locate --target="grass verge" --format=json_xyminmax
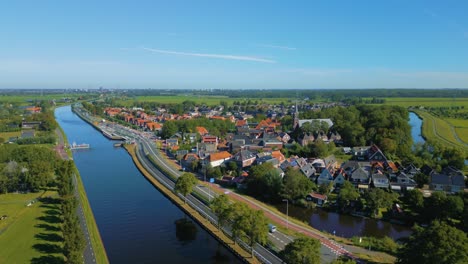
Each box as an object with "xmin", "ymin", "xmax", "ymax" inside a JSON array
[{"xmin": 73, "ymin": 167, "xmax": 109, "ymax": 264}]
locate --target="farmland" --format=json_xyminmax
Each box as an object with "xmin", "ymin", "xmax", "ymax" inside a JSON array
[
  {"xmin": 415, "ymin": 110, "xmax": 468, "ymax": 151},
  {"xmin": 116, "ymin": 95, "xmax": 293, "ymax": 106},
  {"xmin": 381, "ymin": 97, "xmax": 468, "ymax": 109}
]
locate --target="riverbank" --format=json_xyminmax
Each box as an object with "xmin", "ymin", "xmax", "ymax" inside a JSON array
[
  {"xmin": 55, "ymin": 116, "xmax": 109, "ymax": 264},
  {"xmin": 123, "ymin": 144, "xmax": 258, "ymax": 264},
  {"xmin": 412, "ymin": 110, "xmax": 468, "ymax": 151}
]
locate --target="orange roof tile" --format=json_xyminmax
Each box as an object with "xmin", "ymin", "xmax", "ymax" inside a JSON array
[
  {"xmin": 271, "ymin": 150, "xmax": 286, "ymax": 163},
  {"xmin": 196, "ymin": 126, "xmax": 209, "ymax": 135},
  {"xmin": 209, "ymin": 151, "xmax": 232, "ymax": 162}
]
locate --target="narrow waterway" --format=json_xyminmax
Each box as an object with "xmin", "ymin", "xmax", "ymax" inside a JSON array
[
  {"xmin": 408, "ymin": 112, "xmax": 425, "ymax": 144},
  {"xmin": 277, "ymin": 112, "xmax": 425, "ymax": 240},
  {"xmin": 55, "ymin": 106, "xmax": 240, "ymax": 264},
  {"xmin": 275, "ymin": 204, "xmax": 412, "ymax": 240}
]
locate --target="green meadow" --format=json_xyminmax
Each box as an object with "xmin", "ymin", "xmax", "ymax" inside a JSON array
[
  {"xmin": 0, "ymin": 191, "xmax": 65, "ymax": 264},
  {"xmin": 117, "ymin": 95, "xmax": 292, "ymax": 106}
]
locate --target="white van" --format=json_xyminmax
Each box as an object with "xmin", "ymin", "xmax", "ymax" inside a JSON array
[{"xmin": 268, "ymin": 224, "xmax": 277, "ymax": 233}]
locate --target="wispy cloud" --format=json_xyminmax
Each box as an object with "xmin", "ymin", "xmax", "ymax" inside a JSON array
[
  {"xmin": 285, "ymin": 68, "xmax": 353, "ymax": 76},
  {"xmin": 256, "ymin": 44, "xmax": 297, "ymax": 50},
  {"xmin": 141, "ymin": 47, "xmax": 276, "ymax": 63},
  {"xmin": 424, "ymin": 8, "xmax": 467, "ymax": 38}
]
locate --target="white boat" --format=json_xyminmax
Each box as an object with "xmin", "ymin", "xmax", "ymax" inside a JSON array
[{"xmin": 70, "ymin": 142, "xmax": 90, "ymax": 150}]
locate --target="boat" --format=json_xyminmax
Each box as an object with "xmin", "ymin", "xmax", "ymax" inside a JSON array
[
  {"xmin": 70, "ymin": 142, "xmax": 90, "ymax": 150},
  {"xmin": 113, "ymin": 142, "xmax": 124, "ymax": 147},
  {"xmin": 102, "ymin": 130, "xmax": 124, "ymax": 140}
]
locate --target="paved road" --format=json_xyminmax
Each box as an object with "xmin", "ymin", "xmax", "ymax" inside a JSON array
[
  {"xmin": 55, "ymin": 128, "xmax": 97, "ymax": 264},
  {"xmin": 135, "ymin": 142, "xmax": 283, "ymax": 264},
  {"xmin": 136, "ymin": 136, "xmax": 349, "ymax": 261}
]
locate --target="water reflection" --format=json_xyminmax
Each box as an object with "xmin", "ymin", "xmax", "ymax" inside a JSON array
[
  {"xmin": 276, "ymin": 203, "xmax": 412, "ymax": 239},
  {"xmin": 175, "ymin": 217, "xmax": 198, "ymax": 244}
]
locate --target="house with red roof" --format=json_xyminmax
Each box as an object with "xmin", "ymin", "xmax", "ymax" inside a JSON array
[{"xmin": 209, "ymin": 151, "xmax": 232, "ymax": 167}]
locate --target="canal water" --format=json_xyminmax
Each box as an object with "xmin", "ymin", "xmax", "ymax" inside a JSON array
[
  {"xmin": 55, "ymin": 106, "xmax": 240, "ymax": 264},
  {"xmin": 408, "ymin": 112, "xmax": 425, "ymax": 144},
  {"xmin": 275, "ymin": 204, "xmax": 412, "ymax": 240},
  {"xmin": 278, "ymin": 112, "xmax": 425, "ymax": 240}
]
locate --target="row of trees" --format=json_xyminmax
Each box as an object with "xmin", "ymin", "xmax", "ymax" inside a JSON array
[
  {"xmin": 210, "ymin": 195, "xmax": 268, "ymax": 256},
  {"xmin": 123, "ymin": 88, "xmax": 468, "ymax": 100},
  {"xmin": 57, "ymin": 160, "xmax": 85, "ymax": 264},
  {"xmin": 174, "ymin": 174, "xmax": 269, "ymax": 257}
]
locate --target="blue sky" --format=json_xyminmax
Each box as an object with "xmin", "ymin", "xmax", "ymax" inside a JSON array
[{"xmin": 1, "ymin": 0, "xmax": 467, "ymax": 89}]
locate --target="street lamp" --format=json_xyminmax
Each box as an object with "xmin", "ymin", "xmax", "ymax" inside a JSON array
[{"xmin": 282, "ymin": 199, "xmax": 289, "ymax": 229}]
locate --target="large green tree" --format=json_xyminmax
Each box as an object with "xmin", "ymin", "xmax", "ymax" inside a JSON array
[
  {"xmin": 281, "ymin": 168, "xmax": 314, "ymax": 201},
  {"xmin": 210, "ymin": 194, "xmax": 233, "ymax": 230},
  {"xmin": 338, "ymin": 181, "xmax": 360, "ymax": 211},
  {"xmin": 404, "ymin": 189, "xmax": 424, "ymax": 214},
  {"xmin": 364, "ymin": 188, "xmax": 398, "ymax": 217},
  {"xmin": 236, "ymin": 207, "xmax": 268, "ymax": 256},
  {"xmin": 175, "ymin": 173, "xmax": 198, "ymax": 204},
  {"xmin": 246, "ymin": 163, "xmax": 284, "ymax": 202},
  {"xmin": 280, "ymin": 237, "xmax": 321, "ymax": 264},
  {"xmin": 397, "ymin": 221, "xmax": 468, "ymax": 264},
  {"xmin": 161, "ymin": 120, "xmax": 178, "ymax": 139}
]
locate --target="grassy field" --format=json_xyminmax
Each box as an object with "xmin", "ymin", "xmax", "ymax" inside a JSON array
[
  {"xmin": 415, "ymin": 110, "xmax": 468, "ymax": 151},
  {"xmin": 446, "ymin": 118, "xmax": 468, "ymax": 144},
  {"xmin": 0, "ymin": 131, "xmax": 20, "ymax": 141},
  {"xmin": 117, "ymin": 95, "xmax": 292, "ymax": 106},
  {"xmin": 382, "ymin": 97, "xmax": 468, "ymax": 109},
  {"xmin": 0, "ymin": 190, "xmax": 65, "ymax": 264},
  {"xmin": 0, "ymin": 94, "xmax": 85, "ymax": 103}
]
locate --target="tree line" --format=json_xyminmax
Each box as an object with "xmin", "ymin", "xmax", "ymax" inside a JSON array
[{"xmin": 56, "ymin": 160, "xmax": 86, "ymax": 264}]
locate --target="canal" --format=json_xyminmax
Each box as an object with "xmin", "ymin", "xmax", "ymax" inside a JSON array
[
  {"xmin": 409, "ymin": 112, "xmax": 425, "ymax": 144},
  {"xmin": 55, "ymin": 106, "xmax": 240, "ymax": 264},
  {"xmin": 274, "ymin": 112, "xmax": 426, "ymax": 240}
]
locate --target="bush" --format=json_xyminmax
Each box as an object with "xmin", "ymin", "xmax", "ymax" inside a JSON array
[{"xmin": 351, "ymin": 236, "xmax": 399, "ymax": 255}]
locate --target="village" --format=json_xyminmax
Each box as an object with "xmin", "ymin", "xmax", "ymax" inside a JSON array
[{"xmin": 97, "ymin": 102, "xmax": 465, "ymax": 220}]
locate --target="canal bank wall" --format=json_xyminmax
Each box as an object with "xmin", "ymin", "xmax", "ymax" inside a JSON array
[{"xmin": 123, "ymin": 144, "xmax": 258, "ymax": 264}]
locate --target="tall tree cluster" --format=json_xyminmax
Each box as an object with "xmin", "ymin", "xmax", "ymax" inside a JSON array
[
  {"xmin": 210, "ymin": 195, "xmax": 268, "ymax": 256},
  {"xmin": 0, "ymin": 145, "xmax": 59, "ymax": 193},
  {"xmin": 301, "ymin": 105, "xmax": 413, "ymax": 158},
  {"xmin": 57, "ymin": 160, "xmax": 85, "ymax": 264}
]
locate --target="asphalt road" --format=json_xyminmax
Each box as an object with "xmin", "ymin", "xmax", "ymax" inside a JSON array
[
  {"xmin": 135, "ymin": 141, "xmax": 283, "ymax": 264},
  {"xmin": 136, "ymin": 135, "xmax": 350, "ymax": 263}
]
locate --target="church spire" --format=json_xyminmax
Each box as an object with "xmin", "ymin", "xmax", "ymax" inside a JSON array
[{"xmin": 293, "ymin": 99, "xmax": 299, "ymax": 129}]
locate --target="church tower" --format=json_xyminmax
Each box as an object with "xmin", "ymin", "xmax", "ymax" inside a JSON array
[{"xmin": 293, "ymin": 101, "xmax": 299, "ymax": 129}]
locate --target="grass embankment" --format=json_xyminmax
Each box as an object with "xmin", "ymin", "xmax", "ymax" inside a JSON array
[
  {"xmin": 0, "ymin": 191, "xmax": 64, "ymax": 263},
  {"xmin": 73, "ymin": 168, "xmax": 109, "ymax": 264},
  {"xmin": 414, "ymin": 110, "xmax": 467, "ymax": 150},
  {"xmin": 124, "ymin": 144, "xmax": 258, "ymax": 264},
  {"xmin": 446, "ymin": 118, "xmax": 468, "ymax": 144}
]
